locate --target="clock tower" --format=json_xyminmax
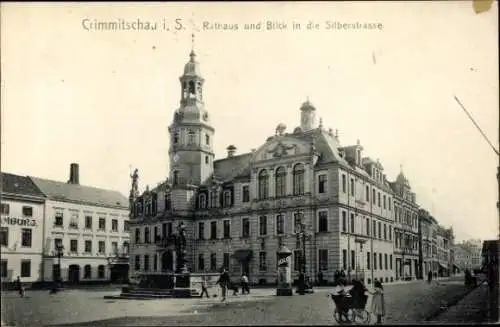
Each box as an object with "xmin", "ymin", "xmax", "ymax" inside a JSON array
[
  {"xmin": 168, "ymin": 40, "xmax": 215, "ymax": 187},
  {"xmin": 300, "ymin": 98, "xmax": 316, "ymax": 132}
]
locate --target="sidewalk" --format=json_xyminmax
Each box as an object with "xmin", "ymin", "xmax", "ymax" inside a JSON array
[{"xmin": 429, "ymin": 282, "xmax": 489, "ymax": 324}]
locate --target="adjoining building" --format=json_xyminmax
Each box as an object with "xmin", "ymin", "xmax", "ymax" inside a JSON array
[
  {"xmin": 1, "ymin": 173, "xmax": 46, "ymax": 286},
  {"xmin": 127, "ymin": 45, "xmax": 463, "ymax": 286},
  {"xmin": 30, "ymin": 163, "xmax": 130, "ymax": 285},
  {"xmin": 454, "ymin": 239, "xmax": 483, "ymax": 272}
]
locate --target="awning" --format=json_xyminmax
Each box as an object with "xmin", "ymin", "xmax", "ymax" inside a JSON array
[
  {"xmin": 438, "ymin": 263, "xmax": 448, "ymax": 270},
  {"xmin": 232, "ymin": 249, "xmax": 253, "ymax": 261}
]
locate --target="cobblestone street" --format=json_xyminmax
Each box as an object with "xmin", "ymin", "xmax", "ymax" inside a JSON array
[{"xmin": 1, "ymin": 276, "xmax": 486, "ymax": 326}]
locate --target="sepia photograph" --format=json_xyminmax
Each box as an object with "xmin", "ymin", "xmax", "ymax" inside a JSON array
[{"xmin": 0, "ymin": 1, "xmax": 498, "ymax": 326}]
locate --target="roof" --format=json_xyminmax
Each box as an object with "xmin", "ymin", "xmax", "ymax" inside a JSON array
[
  {"xmin": 30, "ymin": 176, "xmax": 128, "ymax": 209},
  {"xmin": 1, "ymin": 172, "xmax": 45, "ymax": 198},
  {"xmin": 213, "ymin": 153, "xmax": 253, "ymax": 182}
]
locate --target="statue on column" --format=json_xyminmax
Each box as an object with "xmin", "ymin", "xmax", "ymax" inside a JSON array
[
  {"xmin": 129, "ymin": 168, "xmax": 139, "ymax": 218},
  {"xmin": 175, "ymin": 222, "xmax": 188, "ymax": 274}
]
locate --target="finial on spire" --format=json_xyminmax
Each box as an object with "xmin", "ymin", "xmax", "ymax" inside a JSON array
[
  {"xmin": 356, "ymin": 139, "xmax": 360, "ymax": 146},
  {"xmin": 189, "ymin": 33, "xmax": 196, "ymax": 61}
]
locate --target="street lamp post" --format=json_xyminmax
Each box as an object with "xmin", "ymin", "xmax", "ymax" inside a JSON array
[
  {"xmin": 295, "ymin": 212, "xmax": 308, "ymax": 295},
  {"xmin": 55, "ymin": 244, "xmax": 64, "ymax": 282}
]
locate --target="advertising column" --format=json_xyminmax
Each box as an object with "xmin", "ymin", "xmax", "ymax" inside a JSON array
[{"xmin": 276, "ymin": 245, "xmax": 292, "ymax": 296}]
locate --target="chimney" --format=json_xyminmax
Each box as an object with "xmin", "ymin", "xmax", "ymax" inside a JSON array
[
  {"xmin": 68, "ymin": 163, "xmax": 79, "ymax": 184},
  {"xmin": 226, "ymin": 145, "xmax": 236, "ymax": 158}
]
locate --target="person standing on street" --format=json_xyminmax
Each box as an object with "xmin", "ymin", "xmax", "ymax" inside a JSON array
[
  {"xmin": 369, "ymin": 280, "xmax": 386, "ymax": 325},
  {"xmin": 200, "ymin": 275, "xmax": 210, "ymax": 298},
  {"xmin": 16, "ymin": 276, "xmax": 25, "ymax": 298},
  {"xmin": 240, "ymin": 274, "xmax": 250, "ymax": 294},
  {"xmin": 427, "ymin": 270, "xmax": 433, "ymax": 284},
  {"xmin": 216, "ymin": 268, "xmax": 230, "ymax": 302}
]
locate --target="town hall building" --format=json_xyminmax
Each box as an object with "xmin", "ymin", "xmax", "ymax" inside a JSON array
[{"xmin": 128, "ymin": 45, "xmax": 426, "ymax": 285}]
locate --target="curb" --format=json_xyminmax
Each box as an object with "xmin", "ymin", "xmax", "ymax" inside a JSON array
[{"xmin": 424, "ymin": 280, "xmax": 486, "ymax": 321}]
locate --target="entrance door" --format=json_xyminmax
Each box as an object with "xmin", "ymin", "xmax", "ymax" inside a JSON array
[
  {"xmin": 68, "ymin": 265, "xmax": 80, "ymax": 284},
  {"xmin": 241, "ymin": 261, "xmax": 249, "ymax": 277},
  {"xmin": 162, "ymin": 251, "xmax": 174, "ymax": 272},
  {"xmin": 52, "ymin": 264, "xmax": 61, "ymax": 281}
]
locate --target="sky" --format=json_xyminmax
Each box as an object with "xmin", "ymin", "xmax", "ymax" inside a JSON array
[{"xmin": 1, "ymin": 2, "xmax": 498, "ymax": 243}]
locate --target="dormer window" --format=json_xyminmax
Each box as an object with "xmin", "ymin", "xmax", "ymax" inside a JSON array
[{"xmin": 199, "ymin": 194, "xmax": 207, "ymax": 209}]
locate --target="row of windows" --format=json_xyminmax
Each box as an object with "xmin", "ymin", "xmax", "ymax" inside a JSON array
[
  {"xmin": 172, "ymin": 130, "xmax": 210, "ymax": 146},
  {"xmin": 258, "ymin": 164, "xmax": 305, "ymax": 199},
  {"xmin": 198, "ymin": 186, "xmax": 250, "ymax": 209},
  {"xmin": 340, "ymin": 174, "xmax": 393, "ymax": 211},
  {"xmin": 54, "ymin": 210, "xmax": 129, "ymax": 232},
  {"xmin": 134, "ymin": 223, "xmax": 173, "ymax": 244},
  {"xmin": 133, "ymin": 254, "xmax": 167, "ymax": 272},
  {"xmin": 394, "ymin": 205, "xmax": 418, "ymax": 229},
  {"xmin": 1, "ymin": 204, "xmax": 33, "ymax": 216},
  {"xmin": 54, "ymin": 238, "xmax": 129, "ymax": 255},
  {"xmin": 82, "ymin": 264, "xmax": 106, "ymax": 279},
  {"xmin": 0, "ymin": 259, "xmax": 31, "ymax": 278},
  {"xmin": 341, "ymin": 249, "xmax": 394, "ymax": 271},
  {"xmin": 394, "ymin": 231, "xmax": 420, "ymax": 251},
  {"xmin": 340, "ymin": 211, "xmax": 393, "ymax": 241},
  {"xmin": 0, "ymin": 227, "xmax": 32, "ymax": 248}
]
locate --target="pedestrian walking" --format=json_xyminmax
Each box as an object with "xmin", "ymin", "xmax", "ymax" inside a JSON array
[
  {"xmin": 15, "ymin": 276, "xmax": 25, "ymax": 298},
  {"xmin": 216, "ymin": 268, "xmax": 230, "ymax": 302},
  {"xmin": 200, "ymin": 275, "xmax": 210, "ymax": 298},
  {"xmin": 369, "ymin": 280, "xmax": 385, "ymax": 325},
  {"xmin": 427, "ymin": 270, "xmax": 433, "ymax": 284},
  {"xmin": 240, "ymin": 274, "xmax": 250, "ymax": 294}
]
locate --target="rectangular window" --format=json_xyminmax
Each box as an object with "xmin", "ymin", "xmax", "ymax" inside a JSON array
[
  {"xmin": 341, "ymin": 174, "xmax": 346, "ymax": 193},
  {"xmin": 210, "ymin": 253, "xmax": 217, "ymax": 271},
  {"xmin": 390, "ymin": 254, "xmax": 393, "ymax": 270},
  {"xmin": 21, "ymin": 229, "xmax": 32, "ymax": 247},
  {"xmin": 367, "ymin": 251, "xmax": 371, "ymax": 269},
  {"xmin": 378, "ymin": 222, "xmax": 382, "ymax": 239},
  {"xmin": 112, "ymin": 219, "xmax": 118, "ymax": 232},
  {"xmin": 98, "ymin": 241, "xmax": 105, "ymax": 254},
  {"xmin": 372, "ymin": 189, "xmax": 376, "ymax": 204},
  {"xmin": 350, "ymin": 178, "xmax": 355, "ymax": 196},
  {"xmin": 0, "ymin": 203, "xmax": 9, "ymax": 214},
  {"xmin": 388, "ymin": 198, "xmax": 392, "ymax": 211},
  {"xmin": 377, "ymin": 192, "xmax": 381, "ymax": 207},
  {"xmin": 55, "ymin": 210, "xmax": 63, "ymax": 226},
  {"xmin": 365, "ymin": 185, "xmax": 369, "ymax": 201},
  {"xmin": 384, "ymin": 253, "xmax": 388, "ymax": 269},
  {"xmin": 54, "ymin": 238, "xmax": 62, "ymax": 251},
  {"xmin": 154, "ymin": 255, "xmax": 158, "ymax": 271},
  {"xmin": 112, "ymin": 241, "xmax": 118, "ymax": 255},
  {"xmin": 379, "ymin": 253, "xmax": 383, "ymax": 270},
  {"xmin": 342, "ymin": 249, "xmax": 347, "ymax": 270},
  {"xmin": 210, "ymin": 221, "xmax": 217, "ymax": 239},
  {"xmin": 85, "ymin": 216, "xmax": 92, "ymax": 229},
  {"xmin": 383, "ymin": 224, "xmax": 387, "ymax": 240},
  {"xmin": 198, "ymin": 222, "xmax": 205, "ymax": 239},
  {"xmin": 69, "ymin": 211, "xmax": 78, "ymax": 229},
  {"xmin": 22, "ymin": 206, "xmax": 33, "ymax": 217},
  {"xmin": 205, "ymin": 134, "xmax": 210, "ymax": 145},
  {"xmin": 164, "ymin": 193, "xmax": 172, "ymax": 210},
  {"xmin": 20, "ymin": 260, "xmax": 31, "ymax": 277},
  {"xmin": 351, "ymin": 250, "xmax": 355, "ymax": 270},
  {"xmin": 342, "ymin": 211, "xmax": 347, "ymax": 232},
  {"xmin": 85, "ymin": 240, "xmax": 92, "ymax": 253},
  {"xmin": 124, "ymin": 221, "xmax": 130, "ymax": 232},
  {"xmin": 276, "ymin": 214, "xmax": 284, "ymax": 235},
  {"xmin": 70, "ymin": 239, "xmax": 78, "ymax": 253},
  {"xmin": 318, "ymin": 249, "xmax": 328, "ymax": 271},
  {"xmin": 144, "ymin": 255, "xmax": 149, "ymax": 271},
  {"xmin": 373, "ymin": 252, "xmax": 377, "ymax": 270},
  {"xmin": 154, "ymin": 226, "xmax": 160, "ymax": 242},
  {"xmin": 259, "ymin": 216, "xmax": 267, "ymax": 236},
  {"xmin": 0, "ymin": 260, "xmax": 7, "ymax": 278},
  {"xmin": 242, "ymin": 218, "xmax": 250, "ymax": 237},
  {"xmin": 198, "ymin": 253, "xmax": 205, "ymax": 271},
  {"xmin": 98, "ymin": 218, "xmax": 106, "ymax": 231},
  {"xmin": 223, "ymin": 220, "xmax": 231, "ymax": 238},
  {"xmin": 259, "ymin": 252, "xmax": 267, "ymax": 271},
  {"xmin": 242, "ymin": 185, "xmax": 250, "ymax": 202},
  {"xmin": 223, "ymin": 253, "xmax": 230, "ymax": 270},
  {"xmin": 383, "ymin": 195, "xmax": 387, "ymax": 209},
  {"xmin": 223, "ymin": 191, "xmax": 232, "ymax": 207},
  {"xmin": 318, "ymin": 175, "xmax": 327, "ymax": 194},
  {"xmin": 0, "ymin": 227, "xmax": 8, "ymax": 246},
  {"xmin": 389, "ymin": 226, "xmax": 392, "ymax": 241},
  {"xmin": 318, "ymin": 211, "xmax": 328, "ymax": 232},
  {"xmin": 350, "ymin": 213, "xmax": 355, "ymax": 233},
  {"xmin": 293, "ymin": 250, "xmax": 301, "ymax": 271},
  {"xmin": 134, "ymin": 255, "xmax": 140, "ymax": 270},
  {"xmin": 135, "ymin": 228, "xmax": 140, "ymax": 243},
  {"xmin": 366, "ymin": 219, "xmax": 370, "ymax": 236}
]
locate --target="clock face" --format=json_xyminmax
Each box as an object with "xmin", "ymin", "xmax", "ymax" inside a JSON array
[{"xmin": 173, "ymin": 153, "xmax": 180, "ymax": 162}]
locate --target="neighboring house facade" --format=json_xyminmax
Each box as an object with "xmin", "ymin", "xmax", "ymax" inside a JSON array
[
  {"xmin": 30, "ymin": 163, "xmax": 130, "ymax": 284},
  {"xmin": 454, "ymin": 239, "xmax": 482, "ymax": 271},
  {"xmin": 418, "ymin": 208, "xmax": 439, "ymax": 277},
  {"xmin": 0, "ymin": 173, "xmax": 46, "ymax": 285}
]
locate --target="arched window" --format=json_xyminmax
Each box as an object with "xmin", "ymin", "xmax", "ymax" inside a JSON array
[
  {"xmin": 84, "ymin": 265, "xmax": 91, "ymax": 279},
  {"xmin": 97, "ymin": 265, "xmax": 105, "ymax": 279},
  {"xmin": 275, "ymin": 166, "xmax": 287, "ymax": 197},
  {"xmin": 276, "ymin": 214, "xmax": 285, "ymax": 235},
  {"xmin": 293, "ymin": 163, "xmax": 305, "ymax": 195},
  {"xmin": 199, "ymin": 194, "xmax": 207, "ymax": 209},
  {"xmin": 188, "ymin": 130, "xmax": 196, "ymax": 144},
  {"xmin": 258, "ymin": 170, "xmax": 269, "ymax": 200},
  {"xmin": 223, "ymin": 190, "xmax": 232, "ymax": 207},
  {"xmin": 188, "ymin": 81, "xmax": 195, "ymax": 97},
  {"xmin": 144, "ymin": 227, "xmax": 150, "ymax": 244}
]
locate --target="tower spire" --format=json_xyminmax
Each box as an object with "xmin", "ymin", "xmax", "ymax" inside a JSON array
[{"xmin": 190, "ymin": 33, "xmax": 196, "ymax": 61}]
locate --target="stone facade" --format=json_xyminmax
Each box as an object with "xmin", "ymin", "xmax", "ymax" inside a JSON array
[{"xmin": 128, "ymin": 46, "xmax": 454, "ymax": 285}]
